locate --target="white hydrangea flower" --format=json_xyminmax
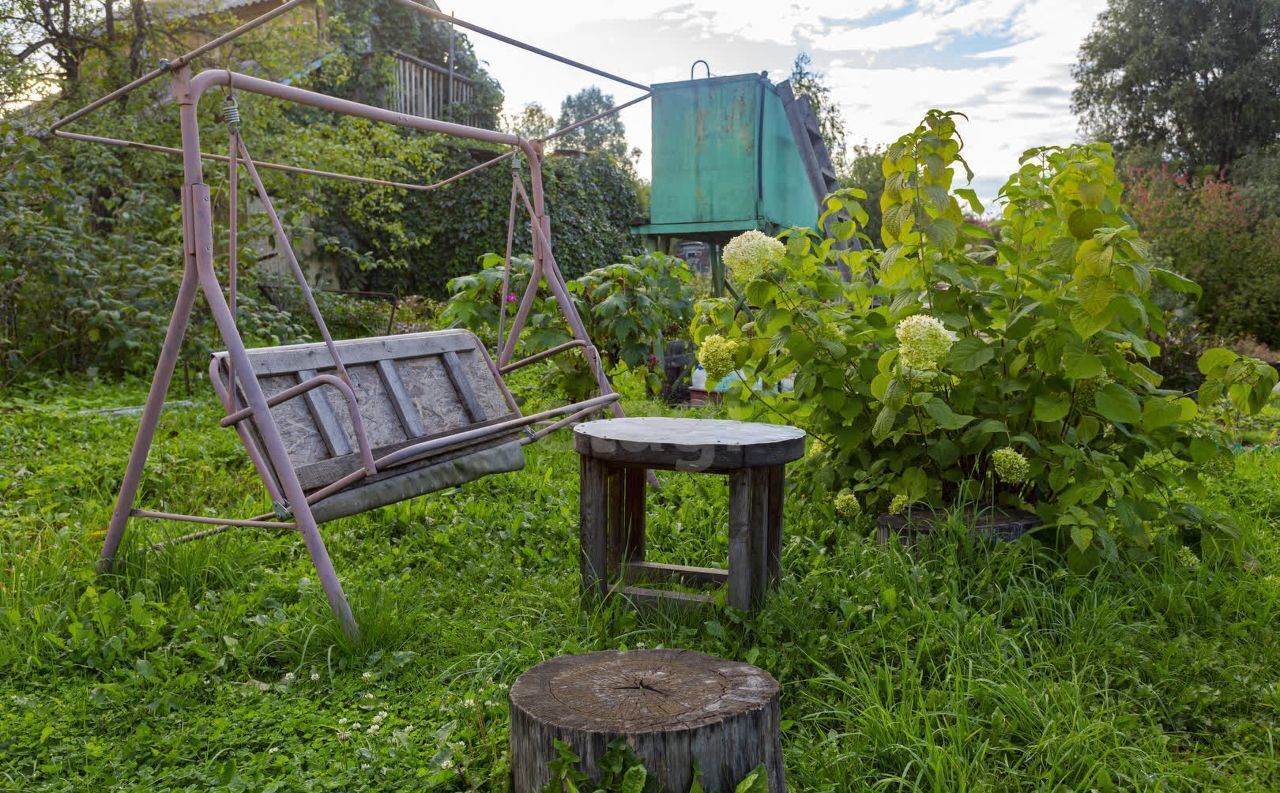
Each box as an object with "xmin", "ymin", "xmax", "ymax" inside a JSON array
[
  {"xmin": 697, "ymin": 335, "xmax": 738, "ymax": 383},
  {"xmin": 895, "ymin": 314, "xmax": 955, "ymax": 373},
  {"xmin": 723, "ymin": 229, "xmax": 784, "ymax": 281},
  {"xmin": 991, "ymin": 448, "xmax": 1030, "ymax": 484}
]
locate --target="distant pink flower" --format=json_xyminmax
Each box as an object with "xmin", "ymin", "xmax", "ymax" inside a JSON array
[{"xmin": 505, "ymin": 292, "xmax": 518, "ymax": 304}]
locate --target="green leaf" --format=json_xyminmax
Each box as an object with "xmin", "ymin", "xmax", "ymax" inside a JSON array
[
  {"xmin": 923, "ymin": 398, "xmax": 975, "ymax": 430},
  {"xmin": 872, "ymin": 406, "xmax": 898, "ymax": 442},
  {"xmin": 948, "ymin": 336, "xmax": 994, "ymax": 372},
  {"xmin": 1071, "ymin": 525, "xmax": 1094, "ymax": 551},
  {"xmin": 786, "ymin": 333, "xmax": 816, "ymax": 364},
  {"xmin": 1070, "ymin": 303, "xmax": 1114, "ymax": 338},
  {"xmin": 955, "ymin": 188, "xmax": 984, "ymax": 214},
  {"xmin": 1140, "ymin": 398, "xmax": 1183, "ymax": 431},
  {"xmin": 745, "ymin": 279, "xmax": 778, "ymax": 307},
  {"xmin": 1094, "ymin": 383, "xmax": 1141, "ymax": 425},
  {"xmin": 1077, "ymin": 276, "xmax": 1115, "ymax": 316},
  {"xmin": 1034, "ymin": 393, "xmax": 1070, "ymax": 422},
  {"xmin": 620, "ymin": 765, "xmax": 647, "ymax": 793},
  {"xmin": 1068, "ymin": 208, "xmax": 1105, "ymax": 240},
  {"xmin": 1197, "ymin": 347, "xmax": 1237, "ymax": 376},
  {"xmin": 1062, "ymin": 348, "xmax": 1104, "ymax": 379},
  {"xmin": 1152, "ymin": 267, "xmax": 1201, "ymax": 297},
  {"xmin": 734, "ymin": 766, "xmax": 769, "ymax": 793}
]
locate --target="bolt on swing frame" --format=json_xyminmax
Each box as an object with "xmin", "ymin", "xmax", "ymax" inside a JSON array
[{"xmin": 52, "ymin": 0, "xmax": 655, "ymax": 638}]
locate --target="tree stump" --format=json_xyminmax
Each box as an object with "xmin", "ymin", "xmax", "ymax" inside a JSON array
[{"xmin": 510, "ymin": 649, "xmax": 786, "ymax": 793}]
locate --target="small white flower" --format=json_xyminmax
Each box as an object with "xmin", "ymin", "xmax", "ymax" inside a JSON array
[
  {"xmin": 336, "ymin": 730, "xmax": 351, "ymax": 742},
  {"xmin": 498, "ymin": 683, "xmax": 509, "ymax": 691},
  {"xmin": 361, "ymin": 763, "xmax": 371, "ymax": 771},
  {"xmin": 723, "ymin": 229, "xmax": 784, "ymax": 281},
  {"xmin": 463, "ymin": 698, "xmax": 476, "ymax": 708},
  {"xmin": 310, "ymin": 671, "xmax": 320, "ymax": 682},
  {"xmin": 361, "ymin": 671, "xmax": 373, "ymax": 681},
  {"xmin": 281, "ymin": 672, "xmax": 296, "ymax": 685},
  {"xmin": 366, "ymin": 723, "xmax": 381, "ymax": 736},
  {"xmin": 338, "ymin": 717, "xmax": 348, "ymax": 725},
  {"xmin": 441, "ymin": 759, "xmax": 454, "ymax": 770},
  {"xmin": 268, "ymin": 746, "xmax": 279, "ymax": 754}
]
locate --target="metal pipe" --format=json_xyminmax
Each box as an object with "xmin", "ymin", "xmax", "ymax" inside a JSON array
[
  {"xmin": 389, "ymin": 0, "xmax": 649, "ymax": 91},
  {"xmin": 219, "ymin": 372, "xmax": 378, "ymax": 476},
  {"xmin": 497, "ymin": 172, "xmax": 519, "ymax": 352},
  {"xmin": 177, "ymin": 67, "xmax": 358, "ymax": 638},
  {"xmin": 424, "ymin": 149, "xmax": 516, "ymax": 191},
  {"xmin": 208, "ymin": 355, "xmax": 285, "ymax": 502},
  {"xmin": 237, "ymin": 137, "xmax": 357, "ymax": 393},
  {"xmin": 52, "ymin": 131, "xmax": 440, "ymax": 191},
  {"xmin": 132, "ymin": 508, "xmax": 296, "ymax": 529},
  {"xmin": 374, "ymin": 393, "xmax": 619, "ymax": 470},
  {"xmin": 499, "ymin": 339, "xmax": 585, "ymax": 373},
  {"xmin": 189, "ymin": 70, "xmax": 530, "ymax": 154},
  {"xmin": 538, "ymin": 92, "xmax": 651, "ymax": 144},
  {"xmin": 521, "ymin": 400, "xmax": 611, "ymax": 444}
]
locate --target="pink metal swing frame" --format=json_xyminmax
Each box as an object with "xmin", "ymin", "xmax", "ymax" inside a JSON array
[{"xmin": 51, "ymin": 0, "xmax": 655, "ymax": 638}]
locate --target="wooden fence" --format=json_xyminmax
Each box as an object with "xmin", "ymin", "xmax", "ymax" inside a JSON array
[{"xmin": 388, "ymin": 49, "xmax": 477, "ymax": 124}]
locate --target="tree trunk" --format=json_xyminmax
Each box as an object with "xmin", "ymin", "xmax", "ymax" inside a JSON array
[{"xmin": 510, "ymin": 649, "xmax": 785, "ymax": 793}]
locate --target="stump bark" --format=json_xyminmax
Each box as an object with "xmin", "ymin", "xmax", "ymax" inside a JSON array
[{"xmin": 509, "ymin": 649, "xmax": 785, "ymax": 793}]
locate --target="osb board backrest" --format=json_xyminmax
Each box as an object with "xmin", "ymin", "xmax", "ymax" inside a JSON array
[{"xmin": 213, "ymin": 330, "xmax": 519, "ymax": 490}]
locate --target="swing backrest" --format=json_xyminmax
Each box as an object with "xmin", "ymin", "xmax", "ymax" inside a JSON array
[{"xmin": 211, "ymin": 329, "xmax": 525, "ymax": 522}]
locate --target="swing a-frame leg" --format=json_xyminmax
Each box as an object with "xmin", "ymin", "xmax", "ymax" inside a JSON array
[{"xmin": 98, "ymin": 67, "xmax": 359, "ymax": 638}]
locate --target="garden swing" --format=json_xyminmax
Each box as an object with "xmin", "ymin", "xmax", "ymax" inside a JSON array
[{"xmin": 51, "ymin": 0, "xmax": 656, "ymax": 637}]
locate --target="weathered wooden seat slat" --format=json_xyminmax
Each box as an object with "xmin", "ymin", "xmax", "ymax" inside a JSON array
[{"xmin": 211, "ymin": 329, "xmax": 525, "ymax": 522}]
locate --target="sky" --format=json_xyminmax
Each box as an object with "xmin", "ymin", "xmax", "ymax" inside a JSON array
[{"xmin": 456, "ymin": 0, "xmax": 1110, "ymax": 207}]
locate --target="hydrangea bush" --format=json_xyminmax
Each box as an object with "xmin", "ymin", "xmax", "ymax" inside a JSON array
[{"xmin": 693, "ymin": 110, "xmax": 1276, "ymax": 563}]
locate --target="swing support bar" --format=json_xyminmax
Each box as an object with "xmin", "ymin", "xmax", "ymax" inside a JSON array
[{"xmin": 57, "ymin": 1, "xmax": 654, "ymax": 640}]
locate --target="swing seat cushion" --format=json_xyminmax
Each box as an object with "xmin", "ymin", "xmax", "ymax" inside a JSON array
[{"xmin": 211, "ymin": 329, "xmax": 524, "ymax": 521}]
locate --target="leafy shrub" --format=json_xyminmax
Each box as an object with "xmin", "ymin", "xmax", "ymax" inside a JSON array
[
  {"xmin": 316, "ymin": 147, "xmax": 644, "ymax": 299},
  {"xmin": 1126, "ymin": 166, "xmax": 1280, "ymax": 345},
  {"xmin": 692, "ymin": 110, "xmax": 1276, "ymax": 563},
  {"xmin": 442, "ymin": 251, "xmax": 695, "ymax": 398}
]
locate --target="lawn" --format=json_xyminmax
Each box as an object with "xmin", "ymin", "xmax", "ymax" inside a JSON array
[{"xmin": 1, "ymin": 381, "xmax": 1278, "ymax": 791}]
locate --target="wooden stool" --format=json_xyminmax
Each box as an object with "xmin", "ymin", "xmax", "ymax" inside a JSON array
[
  {"xmin": 509, "ymin": 649, "xmax": 786, "ymax": 792},
  {"xmin": 573, "ymin": 418, "xmax": 805, "ymax": 611}
]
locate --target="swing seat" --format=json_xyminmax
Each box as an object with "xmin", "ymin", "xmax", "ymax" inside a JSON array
[{"xmin": 211, "ymin": 329, "xmax": 525, "ymax": 522}]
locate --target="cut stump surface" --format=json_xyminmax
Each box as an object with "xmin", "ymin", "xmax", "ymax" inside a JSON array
[{"xmin": 509, "ymin": 649, "xmax": 785, "ymax": 792}]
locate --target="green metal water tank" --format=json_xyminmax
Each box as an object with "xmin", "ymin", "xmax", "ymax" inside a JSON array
[{"xmin": 633, "ymin": 72, "xmax": 821, "ymax": 241}]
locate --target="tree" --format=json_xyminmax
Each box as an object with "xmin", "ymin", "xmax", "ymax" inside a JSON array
[
  {"xmin": 839, "ymin": 143, "xmax": 886, "ymax": 246},
  {"xmin": 789, "ymin": 52, "xmax": 847, "ymax": 174},
  {"xmin": 0, "ymin": 0, "xmax": 151, "ymax": 108},
  {"xmin": 1072, "ymin": 0, "xmax": 1280, "ymax": 170},
  {"xmin": 556, "ymin": 86, "xmax": 630, "ymax": 162},
  {"xmin": 506, "ymin": 101, "xmax": 555, "ymax": 139}
]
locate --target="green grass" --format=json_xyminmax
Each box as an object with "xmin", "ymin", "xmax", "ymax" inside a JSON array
[{"xmin": 1, "ymin": 380, "xmax": 1278, "ymax": 791}]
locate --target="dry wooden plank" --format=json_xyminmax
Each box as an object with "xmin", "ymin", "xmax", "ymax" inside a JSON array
[
  {"xmin": 579, "ymin": 456, "xmax": 608, "ymax": 598},
  {"xmin": 573, "ymin": 417, "xmax": 805, "ymax": 472},
  {"xmin": 375, "ymin": 358, "xmax": 427, "ymax": 438},
  {"xmin": 228, "ymin": 330, "xmax": 479, "ymax": 376},
  {"xmin": 441, "ymin": 350, "xmax": 487, "ymax": 422},
  {"xmin": 605, "ymin": 464, "xmax": 625, "ymax": 581},
  {"xmin": 766, "ymin": 465, "xmax": 784, "ymax": 585},
  {"xmin": 623, "ymin": 561, "xmax": 728, "ymax": 587},
  {"xmin": 727, "ymin": 469, "xmax": 753, "ymax": 610},
  {"xmin": 618, "ymin": 585, "xmax": 716, "ymax": 608},
  {"xmin": 296, "ymin": 369, "xmax": 352, "ymax": 458},
  {"xmin": 622, "ymin": 466, "xmax": 646, "ymax": 563},
  {"xmin": 750, "ymin": 467, "xmax": 770, "ymax": 609}
]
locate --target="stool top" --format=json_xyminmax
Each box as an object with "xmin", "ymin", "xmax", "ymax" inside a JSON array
[{"xmin": 574, "ymin": 417, "xmax": 805, "ymax": 471}]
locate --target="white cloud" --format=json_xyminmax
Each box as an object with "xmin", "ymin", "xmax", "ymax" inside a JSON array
[{"xmin": 453, "ymin": 0, "xmax": 1108, "ymax": 202}]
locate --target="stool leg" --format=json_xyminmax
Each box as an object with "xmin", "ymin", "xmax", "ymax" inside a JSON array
[
  {"xmin": 579, "ymin": 456, "xmax": 608, "ymax": 598},
  {"xmin": 605, "ymin": 464, "xmax": 625, "ymax": 583},
  {"xmin": 622, "ymin": 467, "xmax": 647, "ymax": 565},
  {"xmin": 728, "ymin": 469, "xmax": 753, "ymax": 610},
  {"xmin": 766, "ymin": 465, "xmax": 784, "ymax": 586},
  {"xmin": 749, "ymin": 468, "xmax": 770, "ymax": 609}
]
